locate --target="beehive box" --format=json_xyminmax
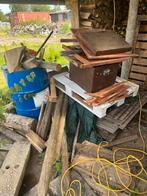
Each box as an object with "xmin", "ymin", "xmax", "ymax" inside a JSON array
[{"xmin": 69, "ymin": 63, "xmax": 119, "ymax": 93}]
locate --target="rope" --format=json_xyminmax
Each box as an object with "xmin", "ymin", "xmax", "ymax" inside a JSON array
[{"xmin": 61, "ymin": 93, "xmax": 147, "ymax": 196}]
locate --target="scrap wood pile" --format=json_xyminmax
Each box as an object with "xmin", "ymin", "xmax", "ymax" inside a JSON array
[
  {"xmin": 4, "ymin": 31, "xmax": 61, "ymax": 73},
  {"xmin": 85, "ymin": 81, "xmax": 129, "ymax": 106},
  {"xmin": 1, "ymin": 85, "xmax": 147, "ymax": 196},
  {"xmin": 60, "ymin": 29, "xmax": 139, "ymax": 106},
  {"xmin": 61, "ymin": 29, "xmax": 137, "ymax": 68}
]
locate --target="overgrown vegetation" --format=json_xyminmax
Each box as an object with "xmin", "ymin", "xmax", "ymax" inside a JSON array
[{"xmin": 59, "ymin": 22, "xmax": 71, "ymax": 34}]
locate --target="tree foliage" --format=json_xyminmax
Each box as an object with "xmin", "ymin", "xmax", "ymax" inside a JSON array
[
  {"xmin": 9, "ymin": 4, "xmax": 30, "ymax": 12},
  {"xmin": 30, "ymin": 5, "xmax": 51, "ymax": 12},
  {"xmin": 0, "ymin": 10, "xmax": 8, "ymax": 22}
]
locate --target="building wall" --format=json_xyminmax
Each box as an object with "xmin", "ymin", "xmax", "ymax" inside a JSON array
[{"xmin": 9, "ymin": 12, "xmax": 51, "ymax": 27}]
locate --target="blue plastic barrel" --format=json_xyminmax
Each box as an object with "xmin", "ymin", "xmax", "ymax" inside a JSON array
[{"xmin": 7, "ymin": 67, "xmax": 49, "ymax": 119}]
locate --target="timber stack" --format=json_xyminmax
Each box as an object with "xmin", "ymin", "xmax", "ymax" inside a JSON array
[{"xmin": 61, "ymin": 29, "xmax": 138, "ymax": 106}]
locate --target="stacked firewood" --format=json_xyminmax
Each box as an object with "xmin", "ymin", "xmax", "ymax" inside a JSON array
[{"xmin": 79, "ymin": 0, "xmax": 147, "ymax": 36}]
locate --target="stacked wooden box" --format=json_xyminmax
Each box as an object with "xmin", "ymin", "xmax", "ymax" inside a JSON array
[{"xmin": 62, "ymin": 29, "xmax": 136, "ymax": 93}]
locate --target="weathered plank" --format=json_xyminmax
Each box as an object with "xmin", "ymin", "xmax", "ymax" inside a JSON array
[
  {"xmin": 0, "ymin": 125, "xmax": 24, "ymax": 142},
  {"xmin": 131, "ymin": 65, "xmax": 147, "ymax": 74},
  {"xmin": 130, "ymin": 72, "xmax": 147, "ymax": 81},
  {"xmin": 133, "ymin": 58, "xmax": 147, "ymax": 66},
  {"xmin": 4, "ymin": 113, "xmax": 37, "ymax": 136},
  {"xmin": 0, "ymin": 141, "xmax": 31, "ymax": 196},
  {"xmin": 37, "ymin": 94, "xmax": 64, "ymax": 196},
  {"xmin": 137, "ymin": 33, "xmax": 147, "ymax": 41},
  {"xmin": 136, "ymin": 42, "xmax": 147, "ymax": 49},
  {"xmin": 26, "ymin": 130, "xmax": 46, "ymax": 153},
  {"xmin": 139, "ymin": 24, "xmax": 147, "ymax": 32}
]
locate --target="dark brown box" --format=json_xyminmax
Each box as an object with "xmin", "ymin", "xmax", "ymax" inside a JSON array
[{"xmin": 69, "ymin": 63, "xmax": 119, "ymax": 93}]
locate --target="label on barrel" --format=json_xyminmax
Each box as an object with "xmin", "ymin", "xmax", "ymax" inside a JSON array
[{"xmin": 33, "ymin": 87, "xmax": 49, "ymax": 107}]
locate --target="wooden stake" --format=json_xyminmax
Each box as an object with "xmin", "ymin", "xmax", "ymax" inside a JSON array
[
  {"xmin": 56, "ymin": 96, "xmax": 68, "ymax": 160},
  {"xmin": 71, "ymin": 121, "xmax": 80, "ymax": 162},
  {"xmin": 37, "ymin": 93, "xmax": 64, "ymax": 196}
]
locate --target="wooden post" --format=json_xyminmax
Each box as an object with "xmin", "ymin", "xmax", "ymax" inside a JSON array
[
  {"xmin": 70, "ymin": 0, "xmax": 80, "ymax": 28},
  {"xmin": 121, "ymin": 0, "xmax": 139, "ymax": 79},
  {"xmin": 37, "ymin": 94, "xmax": 64, "ymax": 196}
]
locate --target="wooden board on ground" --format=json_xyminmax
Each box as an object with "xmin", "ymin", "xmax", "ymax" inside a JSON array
[
  {"xmin": 0, "ymin": 141, "xmax": 31, "ymax": 196},
  {"xmin": 4, "ymin": 113, "xmax": 37, "ymax": 136},
  {"xmin": 0, "ymin": 125, "xmax": 25, "ymax": 142},
  {"xmin": 96, "ymin": 90, "xmax": 147, "ymax": 133}
]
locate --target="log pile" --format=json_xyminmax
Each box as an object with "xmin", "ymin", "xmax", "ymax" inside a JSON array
[{"xmin": 79, "ymin": 0, "xmax": 147, "ymax": 36}]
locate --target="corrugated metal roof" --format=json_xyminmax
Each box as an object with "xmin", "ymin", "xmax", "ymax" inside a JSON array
[{"xmin": 0, "ymin": 0, "xmax": 65, "ymax": 4}]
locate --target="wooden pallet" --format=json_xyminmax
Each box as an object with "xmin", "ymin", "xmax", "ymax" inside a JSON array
[
  {"xmin": 96, "ymin": 90, "xmax": 147, "ymax": 133},
  {"xmin": 129, "ymin": 15, "xmax": 147, "ymax": 86},
  {"xmin": 53, "ymin": 72, "xmax": 139, "ymax": 118}
]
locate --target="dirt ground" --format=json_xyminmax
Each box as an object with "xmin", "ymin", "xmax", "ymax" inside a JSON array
[{"xmin": 0, "ymin": 36, "xmax": 68, "ymax": 46}]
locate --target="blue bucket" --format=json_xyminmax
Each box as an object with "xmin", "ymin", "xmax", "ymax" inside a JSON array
[{"xmin": 7, "ymin": 67, "xmax": 49, "ymax": 119}]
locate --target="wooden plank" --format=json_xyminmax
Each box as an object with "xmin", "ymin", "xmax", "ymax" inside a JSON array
[
  {"xmin": 138, "ymin": 50, "xmax": 147, "ymax": 58},
  {"xmin": 133, "ymin": 58, "xmax": 147, "ymax": 66},
  {"xmin": 70, "ymin": 0, "xmax": 79, "ymax": 28},
  {"xmin": 0, "ymin": 141, "xmax": 31, "ymax": 196},
  {"xmin": 138, "ymin": 15, "xmax": 147, "ymax": 21},
  {"xmin": 79, "ymin": 57, "xmax": 129, "ymax": 69},
  {"xmin": 37, "ymin": 101, "xmax": 53, "ymax": 140},
  {"xmin": 48, "ymin": 78, "xmax": 57, "ymax": 102},
  {"xmin": 131, "ymin": 65, "xmax": 147, "ymax": 74},
  {"xmin": 37, "ymin": 94, "xmax": 64, "ymax": 196},
  {"xmin": 130, "ymin": 72, "xmax": 147, "ymax": 81},
  {"xmin": 129, "ymin": 79, "xmax": 144, "ymax": 86},
  {"xmin": 26, "ymin": 130, "xmax": 46, "ymax": 153},
  {"xmin": 137, "ymin": 33, "xmax": 147, "ymax": 41},
  {"xmin": 4, "ymin": 113, "xmax": 37, "ymax": 136},
  {"xmin": 0, "ymin": 125, "xmax": 24, "ymax": 142},
  {"xmin": 106, "ymin": 135, "xmax": 138, "ymax": 148},
  {"xmin": 136, "ymin": 42, "xmax": 147, "ymax": 49},
  {"xmin": 139, "ymin": 24, "xmax": 147, "ymax": 32}
]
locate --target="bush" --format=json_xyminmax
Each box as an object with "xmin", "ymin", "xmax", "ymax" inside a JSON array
[{"xmin": 59, "ymin": 22, "xmax": 71, "ymax": 34}]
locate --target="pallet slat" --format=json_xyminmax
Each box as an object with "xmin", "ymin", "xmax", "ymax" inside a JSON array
[
  {"xmin": 133, "ymin": 58, "xmax": 147, "ymax": 66},
  {"xmin": 130, "ymin": 72, "xmax": 147, "ymax": 81},
  {"xmin": 131, "ymin": 65, "xmax": 147, "ymax": 74},
  {"xmin": 138, "ymin": 50, "xmax": 147, "ymax": 58},
  {"xmin": 137, "ymin": 33, "xmax": 147, "ymax": 41},
  {"xmin": 139, "ymin": 24, "xmax": 147, "ymax": 32},
  {"xmin": 136, "ymin": 42, "xmax": 147, "ymax": 49}
]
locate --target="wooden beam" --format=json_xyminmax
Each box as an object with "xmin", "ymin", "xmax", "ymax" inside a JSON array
[
  {"xmin": 37, "ymin": 94, "xmax": 64, "ymax": 196},
  {"xmin": 0, "ymin": 141, "xmax": 31, "ymax": 196},
  {"xmin": 121, "ymin": 0, "xmax": 139, "ymax": 79},
  {"xmin": 70, "ymin": 0, "xmax": 80, "ymax": 28},
  {"xmin": 0, "ymin": 0, "xmax": 65, "ymax": 4}
]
